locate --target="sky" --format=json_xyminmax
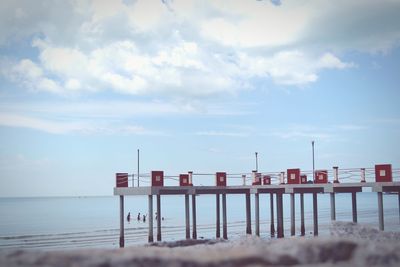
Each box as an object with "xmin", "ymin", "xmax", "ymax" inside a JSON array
[{"xmin": 0, "ymin": 0, "xmax": 400, "ymax": 197}]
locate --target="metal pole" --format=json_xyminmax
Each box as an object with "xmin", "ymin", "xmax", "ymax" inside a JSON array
[
  {"xmin": 300, "ymin": 193, "xmax": 305, "ymax": 236},
  {"xmin": 192, "ymin": 194, "xmax": 197, "ymax": 239},
  {"xmin": 255, "ymin": 193, "xmax": 260, "ymax": 236},
  {"xmin": 255, "ymin": 152, "xmax": 258, "ymax": 172},
  {"xmin": 352, "ymin": 192, "xmax": 357, "ymax": 223},
  {"xmin": 398, "ymin": 192, "xmax": 400, "ymax": 223},
  {"xmin": 216, "ymin": 194, "xmax": 220, "ymax": 238},
  {"xmin": 148, "ymin": 195, "xmax": 153, "ymax": 242},
  {"xmin": 157, "ymin": 194, "xmax": 161, "ymax": 241},
  {"xmin": 378, "ymin": 192, "xmax": 384, "ymax": 230},
  {"xmin": 313, "ymin": 192, "xmax": 318, "ymax": 236},
  {"xmin": 246, "ymin": 193, "xmax": 252, "ymax": 234},
  {"xmin": 185, "ymin": 194, "xmax": 190, "ymax": 239},
  {"xmin": 137, "ymin": 149, "xmax": 140, "ymax": 187},
  {"xmin": 312, "ymin": 141, "xmax": 315, "ymax": 182},
  {"xmin": 330, "ymin": 193, "xmax": 336, "ymax": 221},
  {"xmin": 119, "ymin": 195, "xmax": 125, "ymax": 248},
  {"xmin": 222, "ymin": 193, "xmax": 227, "ymax": 239},
  {"xmin": 270, "ymin": 193, "xmax": 275, "ymax": 237},
  {"xmin": 290, "ymin": 193, "xmax": 295, "ymax": 236}
]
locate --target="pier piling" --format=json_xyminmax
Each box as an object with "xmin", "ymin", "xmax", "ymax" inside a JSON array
[
  {"xmin": 255, "ymin": 193, "xmax": 260, "ymax": 236},
  {"xmin": 216, "ymin": 194, "xmax": 220, "ymax": 238},
  {"xmin": 378, "ymin": 192, "xmax": 384, "ymax": 230},
  {"xmin": 148, "ymin": 195, "xmax": 154, "ymax": 242},
  {"xmin": 290, "ymin": 193, "xmax": 295, "ymax": 236},
  {"xmin": 222, "ymin": 193, "xmax": 228, "ymax": 239},
  {"xmin": 330, "ymin": 193, "xmax": 336, "ymax": 221},
  {"xmin": 185, "ymin": 194, "xmax": 190, "ymax": 239},
  {"xmin": 352, "ymin": 192, "xmax": 358, "ymax": 223},
  {"xmin": 277, "ymin": 193, "xmax": 284, "ymax": 238},
  {"xmin": 157, "ymin": 194, "xmax": 161, "ymax": 241},
  {"xmin": 270, "ymin": 193, "xmax": 275, "ymax": 237},
  {"xmin": 119, "ymin": 195, "xmax": 125, "ymax": 248},
  {"xmin": 246, "ymin": 193, "xmax": 252, "ymax": 235},
  {"xmin": 192, "ymin": 194, "xmax": 197, "ymax": 239},
  {"xmin": 313, "ymin": 193, "xmax": 318, "ymax": 236},
  {"xmin": 300, "ymin": 193, "xmax": 305, "ymax": 236}
]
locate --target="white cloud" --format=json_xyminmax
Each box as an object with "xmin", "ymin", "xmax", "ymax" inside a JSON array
[{"xmin": 0, "ymin": 0, "xmax": 399, "ymax": 96}]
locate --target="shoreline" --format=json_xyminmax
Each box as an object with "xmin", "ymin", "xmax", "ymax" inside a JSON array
[{"xmin": 1, "ymin": 222, "xmax": 400, "ymax": 267}]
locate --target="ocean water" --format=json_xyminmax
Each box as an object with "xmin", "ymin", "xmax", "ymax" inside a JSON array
[{"xmin": 0, "ymin": 192, "xmax": 399, "ymax": 250}]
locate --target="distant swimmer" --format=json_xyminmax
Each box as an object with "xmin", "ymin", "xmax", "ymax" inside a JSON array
[
  {"xmin": 137, "ymin": 212, "xmax": 141, "ymax": 221},
  {"xmin": 127, "ymin": 212, "xmax": 131, "ymax": 222},
  {"xmin": 143, "ymin": 214, "xmax": 147, "ymax": 223}
]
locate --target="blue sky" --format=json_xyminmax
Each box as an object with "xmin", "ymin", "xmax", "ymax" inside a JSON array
[{"xmin": 0, "ymin": 0, "xmax": 400, "ymax": 197}]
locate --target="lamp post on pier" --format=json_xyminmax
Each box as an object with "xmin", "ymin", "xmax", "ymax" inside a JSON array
[{"xmin": 255, "ymin": 152, "xmax": 258, "ymax": 172}]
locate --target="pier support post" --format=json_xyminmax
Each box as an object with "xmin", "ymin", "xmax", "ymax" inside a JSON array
[
  {"xmin": 148, "ymin": 195, "xmax": 154, "ymax": 242},
  {"xmin": 216, "ymin": 194, "xmax": 220, "ymax": 238},
  {"xmin": 270, "ymin": 193, "xmax": 275, "ymax": 237},
  {"xmin": 119, "ymin": 195, "xmax": 125, "ymax": 248},
  {"xmin": 277, "ymin": 193, "xmax": 284, "ymax": 238},
  {"xmin": 246, "ymin": 193, "xmax": 252, "ymax": 235},
  {"xmin": 255, "ymin": 193, "xmax": 260, "ymax": 236},
  {"xmin": 290, "ymin": 193, "xmax": 295, "ymax": 236},
  {"xmin": 352, "ymin": 192, "xmax": 358, "ymax": 223},
  {"xmin": 330, "ymin": 193, "xmax": 336, "ymax": 221},
  {"xmin": 378, "ymin": 192, "xmax": 384, "ymax": 231},
  {"xmin": 157, "ymin": 194, "xmax": 161, "ymax": 241},
  {"xmin": 398, "ymin": 192, "xmax": 400, "ymax": 223},
  {"xmin": 222, "ymin": 193, "xmax": 228, "ymax": 239},
  {"xmin": 313, "ymin": 193, "xmax": 318, "ymax": 236},
  {"xmin": 185, "ymin": 194, "xmax": 190, "ymax": 239},
  {"xmin": 300, "ymin": 193, "xmax": 305, "ymax": 236},
  {"xmin": 192, "ymin": 194, "xmax": 197, "ymax": 239}
]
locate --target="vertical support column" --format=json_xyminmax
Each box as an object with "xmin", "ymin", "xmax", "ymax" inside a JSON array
[
  {"xmin": 352, "ymin": 192, "xmax": 358, "ymax": 223},
  {"xmin": 330, "ymin": 193, "xmax": 336, "ymax": 221},
  {"xmin": 300, "ymin": 193, "xmax": 305, "ymax": 236},
  {"xmin": 216, "ymin": 194, "xmax": 220, "ymax": 238},
  {"xmin": 119, "ymin": 195, "xmax": 125, "ymax": 248},
  {"xmin": 192, "ymin": 194, "xmax": 197, "ymax": 239},
  {"xmin": 378, "ymin": 192, "xmax": 384, "ymax": 231},
  {"xmin": 270, "ymin": 193, "xmax": 275, "ymax": 237},
  {"xmin": 157, "ymin": 194, "xmax": 162, "ymax": 241},
  {"xmin": 148, "ymin": 195, "xmax": 153, "ymax": 242},
  {"xmin": 313, "ymin": 192, "xmax": 318, "ymax": 236},
  {"xmin": 255, "ymin": 193, "xmax": 260, "ymax": 236},
  {"xmin": 398, "ymin": 192, "xmax": 400, "ymax": 223},
  {"xmin": 290, "ymin": 193, "xmax": 295, "ymax": 236},
  {"xmin": 277, "ymin": 193, "xmax": 284, "ymax": 238},
  {"xmin": 246, "ymin": 192, "xmax": 252, "ymax": 234},
  {"xmin": 185, "ymin": 194, "xmax": 190, "ymax": 239},
  {"xmin": 222, "ymin": 193, "xmax": 227, "ymax": 239}
]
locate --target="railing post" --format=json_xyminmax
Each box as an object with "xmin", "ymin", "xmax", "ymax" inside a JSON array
[{"xmin": 333, "ymin": 166, "xmax": 339, "ymax": 183}]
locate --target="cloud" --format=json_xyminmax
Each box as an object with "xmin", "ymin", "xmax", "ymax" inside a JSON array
[
  {"xmin": 0, "ymin": 0, "xmax": 399, "ymax": 97},
  {"xmin": 0, "ymin": 112, "xmax": 164, "ymax": 135}
]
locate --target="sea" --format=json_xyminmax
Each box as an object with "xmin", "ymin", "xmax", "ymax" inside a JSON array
[{"xmin": 0, "ymin": 192, "xmax": 399, "ymax": 250}]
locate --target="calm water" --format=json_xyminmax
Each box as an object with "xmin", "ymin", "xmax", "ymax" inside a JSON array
[{"xmin": 0, "ymin": 193, "xmax": 399, "ymax": 250}]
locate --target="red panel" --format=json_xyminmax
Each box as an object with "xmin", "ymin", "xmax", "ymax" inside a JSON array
[
  {"xmin": 263, "ymin": 175, "xmax": 271, "ymax": 185},
  {"xmin": 116, "ymin": 173, "xmax": 128, "ymax": 187},
  {"xmin": 179, "ymin": 174, "xmax": 190, "ymax": 186},
  {"xmin": 216, "ymin": 172, "xmax": 227, "ymax": 186},
  {"xmin": 151, "ymin": 171, "xmax": 164, "ymax": 186},
  {"xmin": 287, "ymin": 169, "xmax": 300, "ymax": 184},
  {"xmin": 300, "ymin": 175, "xmax": 307, "ymax": 184},
  {"xmin": 252, "ymin": 172, "xmax": 262, "ymax": 185},
  {"xmin": 375, "ymin": 164, "xmax": 392, "ymax": 182},
  {"xmin": 314, "ymin": 170, "xmax": 328, "ymax": 184}
]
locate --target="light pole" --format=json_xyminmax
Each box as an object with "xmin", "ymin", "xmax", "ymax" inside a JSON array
[
  {"xmin": 312, "ymin": 141, "xmax": 315, "ymax": 182},
  {"xmin": 255, "ymin": 152, "xmax": 258, "ymax": 172}
]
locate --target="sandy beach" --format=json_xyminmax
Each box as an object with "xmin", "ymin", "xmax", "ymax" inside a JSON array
[{"xmin": 1, "ymin": 222, "xmax": 399, "ymax": 267}]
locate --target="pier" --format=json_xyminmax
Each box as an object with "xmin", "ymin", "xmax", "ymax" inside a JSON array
[{"xmin": 114, "ymin": 165, "xmax": 400, "ymax": 247}]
